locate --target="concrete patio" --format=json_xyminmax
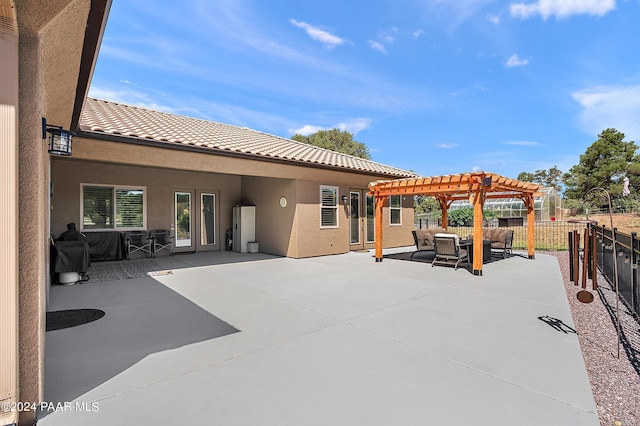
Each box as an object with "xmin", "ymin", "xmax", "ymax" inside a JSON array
[{"xmin": 39, "ymin": 248, "xmax": 598, "ymax": 425}]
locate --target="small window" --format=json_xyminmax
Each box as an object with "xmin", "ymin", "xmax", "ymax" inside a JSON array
[
  {"xmin": 320, "ymin": 185, "xmax": 338, "ymax": 228},
  {"xmin": 82, "ymin": 184, "xmax": 146, "ymax": 231},
  {"xmin": 390, "ymin": 195, "xmax": 402, "ymax": 225}
]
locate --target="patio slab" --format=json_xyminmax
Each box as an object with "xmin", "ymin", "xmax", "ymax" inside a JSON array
[{"xmin": 39, "ymin": 249, "xmax": 598, "ymax": 425}]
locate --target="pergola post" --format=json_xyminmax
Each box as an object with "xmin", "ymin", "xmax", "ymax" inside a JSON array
[
  {"xmin": 472, "ymin": 189, "xmax": 485, "ymax": 275},
  {"xmin": 525, "ymin": 195, "xmax": 536, "ymax": 259},
  {"xmin": 374, "ymin": 195, "xmax": 387, "ymax": 262},
  {"xmin": 437, "ymin": 196, "xmax": 449, "ymax": 229}
]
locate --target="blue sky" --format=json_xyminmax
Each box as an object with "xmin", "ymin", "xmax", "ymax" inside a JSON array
[{"xmin": 89, "ymin": 0, "xmax": 640, "ymax": 179}]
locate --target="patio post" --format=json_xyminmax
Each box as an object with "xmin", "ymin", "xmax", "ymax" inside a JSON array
[
  {"xmin": 472, "ymin": 188, "xmax": 485, "ymax": 275},
  {"xmin": 525, "ymin": 194, "xmax": 535, "ymax": 259},
  {"xmin": 374, "ymin": 195, "xmax": 387, "ymax": 262}
]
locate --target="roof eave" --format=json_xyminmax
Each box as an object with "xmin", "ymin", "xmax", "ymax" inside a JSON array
[{"xmin": 76, "ymin": 130, "xmax": 415, "ymax": 179}]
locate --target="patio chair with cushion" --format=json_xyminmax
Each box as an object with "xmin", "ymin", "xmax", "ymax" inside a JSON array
[
  {"xmin": 432, "ymin": 233, "xmax": 469, "ymax": 270},
  {"xmin": 411, "ymin": 228, "xmax": 449, "ymax": 259},
  {"xmin": 489, "ymin": 229, "xmax": 514, "ymax": 258}
]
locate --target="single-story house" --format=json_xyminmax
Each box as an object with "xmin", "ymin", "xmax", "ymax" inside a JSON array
[
  {"xmin": 51, "ymin": 97, "xmax": 417, "ymax": 258},
  {"xmin": 1, "ymin": 2, "xmax": 416, "ymax": 423}
]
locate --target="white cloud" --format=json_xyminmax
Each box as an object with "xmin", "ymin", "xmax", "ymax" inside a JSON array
[
  {"xmin": 290, "ymin": 19, "xmax": 344, "ymax": 48},
  {"xmin": 87, "ymin": 86, "xmax": 177, "ymax": 113},
  {"xmin": 487, "ymin": 13, "xmax": 501, "ymax": 24},
  {"xmin": 504, "ymin": 53, "xmax": 529, "ymax": 68},
  {"xmin": 435, "ymin": 142, "xmax": 459, "ymax": 149},
  {"xmin": 503, "ymin": 140, "xmax": 540, "ymax": 146},
  {"xmin": 510, "ymin": 0, "xmax": 616, "ymax": 20},
  {"xmin": 290, "ymin": 125, "xmax": 325, "ymax": 136},
  {"xmin": 368, "ymin": 40, "xmax": 388, "ymax": 54},
  {"xmin": 289, "ymin": 118, "xmax": 372, "ymax": 136},
  {"xmin": 572, "ymin": 83, "xmax": 640, "ymax": 140},
  {"xmin": 412, "ymin": 29, "xmax": 425, "ymax": 38}
]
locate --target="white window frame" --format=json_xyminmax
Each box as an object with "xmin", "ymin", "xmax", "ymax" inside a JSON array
[
  {"xmin": 320, "ymin": 185, "xmax": 339, "ymax": 228},
  {"xmin": 389, "ymin": 195, "xmax": 402, "ymax": 226},
  {"xmin": 80, "ymin": 183, "xmax": 147, "ymax": 231}
]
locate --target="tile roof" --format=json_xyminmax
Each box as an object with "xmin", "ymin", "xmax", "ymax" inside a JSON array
[{"xmin": 80, "ymin": 98, "xmax": 416, "ymax": 178}]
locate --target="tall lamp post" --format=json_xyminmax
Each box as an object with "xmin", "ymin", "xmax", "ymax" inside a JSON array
[{"xmin": 585, "ymin": 187, "xmax": 621, "ymax": 359}]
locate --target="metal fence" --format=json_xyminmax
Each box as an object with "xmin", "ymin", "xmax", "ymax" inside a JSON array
[
  {"xmin": 593, "ymin": 225, "xmax": 640, "ymax": 319},
  {"xmin": 415, "ymin": 219, "xmax": 588, "ymax": 251},
  {"xmin": 413, "ymin": 219, "xmax": 640, "ymax": 318}
]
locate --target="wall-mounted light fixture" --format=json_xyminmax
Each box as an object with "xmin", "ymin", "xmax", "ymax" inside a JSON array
[
  {"xmin": 341, "ymin": 195, "xmax": 348, "ymax": 204},
  {"xmin": 42, "ymin": 117, "xmax": 75, "ymax": 156},
  {"xmin": 482, "ymin": 176, "xmax": 492, "ymax": 187}
]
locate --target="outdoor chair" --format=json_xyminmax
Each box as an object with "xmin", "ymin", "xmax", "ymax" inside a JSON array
[
  {"xmin": 149, "ymin": 229, "xmax": 173, "ymax": 257},
  {"xmin": 432, "ymin": 233, "xmax": 468, "ymax": 270},
  {"xmin": 125, "ymin": 231, "xmax": 152, "ymax": 259},
  {"xmin": 491, "ymin": 229, "xmax": 514, "ymax": 258}
]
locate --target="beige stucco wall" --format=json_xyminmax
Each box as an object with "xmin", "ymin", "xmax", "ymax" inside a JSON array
[
  {"xmin": 55, "ymin": 137, "xmax": 415, "ymax": 259},
  {"xmin": 17, "ymin": 23, "xmax": 48, "ymax": 426},
  {"xmin": 51, "ymin": 159, "xmax": 242, "ymax": 252},
  {"xmin": 241, "ymin": 176, "xmax": 297, "ymax": 256}
]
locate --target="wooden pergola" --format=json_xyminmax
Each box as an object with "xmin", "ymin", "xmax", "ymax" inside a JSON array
[{"xmin": 369, "ymin": 171, "xmax": 542, "ymax": 275}]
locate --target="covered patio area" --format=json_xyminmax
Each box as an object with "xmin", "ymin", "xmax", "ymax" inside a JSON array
[
  {"xmin": 369, "ymin": 172, "xmax": 542, "ymax": 275},
  {"xmin": 40, "ymin": 249, "xmax": 597, "ymax": 425}
]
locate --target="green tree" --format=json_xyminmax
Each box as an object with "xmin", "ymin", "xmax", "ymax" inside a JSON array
[
  {"xmin": 534, "ymin": 166, "xmax": 563, "ymax": 191},
  {"xmin": 517, "ymin": 166, "xmax": 563, "ymax": 191},
  {"xmin": 292, "ymin": 128, "xmax": 371, "ymax": 159},
  {"xmin": 517, "ymin": 172, "xmax": 534, "ymax": 182},
  {"xmin": 563, "ymin": 128, "xmax": 640, "ymax": 199},
  {"xmin": 413, "ymin": 195, "xmax": 439, "ymax": 215}
]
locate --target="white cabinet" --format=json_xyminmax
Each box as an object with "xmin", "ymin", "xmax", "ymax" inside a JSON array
[{"xmin": 232, "ymin": 206, "xmax": 255, "ymax": 253}]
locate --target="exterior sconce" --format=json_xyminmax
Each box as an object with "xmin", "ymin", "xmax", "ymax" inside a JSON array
[
  {"xmin": 42, "ymin": 117, "xmax": 74, "ymax": 156},
  {"xmin": 341, "ymin": 195, "xmax": 348, "ymax": 204},
  {"xmin": 482, "ymin": 176, "xmax": 492, "ymax": 187}
]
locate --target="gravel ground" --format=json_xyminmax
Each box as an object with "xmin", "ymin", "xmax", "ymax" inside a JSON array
[{"xmin": 551, "ymin": 252, "xmax": 640, "ymax": 426}]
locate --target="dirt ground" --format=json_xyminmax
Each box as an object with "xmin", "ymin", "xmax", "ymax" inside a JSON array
[{"xmin": 568, "ymin": 213, "xmax": 640, "ymax": 235}]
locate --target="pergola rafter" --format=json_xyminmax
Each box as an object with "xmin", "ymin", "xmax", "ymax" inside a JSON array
[{"xmin": 369, "ymin": 171, "xmax": 542, "ymax": 275}]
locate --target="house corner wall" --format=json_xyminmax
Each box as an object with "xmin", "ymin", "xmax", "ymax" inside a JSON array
[
  {"xmin": 240, "ymin": 176, "xmax": 296, "ymax": 257},
  {"xmin": 17, "ymin": 28, "xmax": 47, "ymax": 426}
]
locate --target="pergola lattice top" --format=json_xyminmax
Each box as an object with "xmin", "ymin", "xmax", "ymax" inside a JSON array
[{"xmin": 369, "ymin": 171, "xmax": 541, "ymax": 200}]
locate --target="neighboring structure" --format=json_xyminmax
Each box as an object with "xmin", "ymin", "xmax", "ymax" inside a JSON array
[
  {"xmin": 449, "ymin": 186, "xmax": 562, "ymax": 222},
  {"xmin": 1, "ymin": 3, "xmax": 416, "ymax": 423},
  {"xmin": 51, "ymin": 97, "xmax": 416, "ymax": 258}
]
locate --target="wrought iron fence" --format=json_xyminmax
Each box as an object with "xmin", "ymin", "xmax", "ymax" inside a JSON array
[
  {"xmin": 593, "ymin": 225, "xmax": 640, "ymax": 319},
  {"xmin": 414, "ymin": 219, "xmax": 588, "ymax": 251}
]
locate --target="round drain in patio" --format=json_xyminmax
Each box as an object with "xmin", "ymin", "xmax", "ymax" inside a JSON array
[{"xmin": 46, "ymin": 309, "xmax": 105, "ymax": 331}]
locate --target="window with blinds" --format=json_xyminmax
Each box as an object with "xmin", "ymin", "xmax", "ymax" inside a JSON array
[
  {"xmin": 320, "ymin": 185, "xmax": 338, "ymax": 228},
  {"xmin": 390, "ymin": 195, "xmax": 402, "ymax": 225},
  {"xmin": 82, "ymin": 184, "xmax": 146, "ymax": 231}
]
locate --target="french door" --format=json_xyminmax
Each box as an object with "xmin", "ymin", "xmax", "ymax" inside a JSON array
[
  {"xmin": 174, "ymin": 191, "xmax": 192, "ymax": 250},
  {"xmin": 173, "ymin": 190, "xmax": 218, "ymax": 252},
  {"xmin": 349, "ymin": 189, "xmax": 376, "ymax": 250}
]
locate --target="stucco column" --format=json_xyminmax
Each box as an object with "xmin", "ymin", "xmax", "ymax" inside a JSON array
[{"xmin": 18, "ymin": 29, "xmax": 47, "ymax": 425}]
